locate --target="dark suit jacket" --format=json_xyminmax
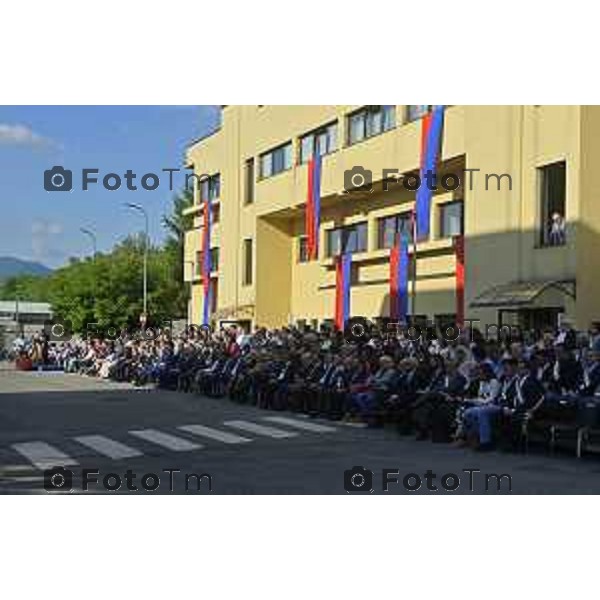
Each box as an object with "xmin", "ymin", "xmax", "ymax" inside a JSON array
[
  {"xmin": 581, "ymin": 362, "xmax": 600, "ymax": 396},
  {"xmin": 510, "ymin": 375, "xmax": 545, "ymax": 411},
  {"xmin": 553, "ymin": 357, "xmax": 583, "ymax": 393},
  {"xmin": 428, "ymin": 372, "xmax": 467, "ymax": 396},
  {"xmin": 445, "ymin": 373, "xmax": 468, "ymax": 397}
]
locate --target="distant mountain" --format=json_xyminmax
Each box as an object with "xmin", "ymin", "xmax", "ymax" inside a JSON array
[{"xmin": 0, "ymin": 257, "xmax": 52, "ymax": 279}]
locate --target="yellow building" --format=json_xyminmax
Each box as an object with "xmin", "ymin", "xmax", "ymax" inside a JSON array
[{"xmin": 183, "ymin": 105, "xmax": 600, "ymax": 332}]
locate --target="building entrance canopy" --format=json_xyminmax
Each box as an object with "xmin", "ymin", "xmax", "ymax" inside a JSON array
[{"xmin": 471, "ymin": 280, "xmax": 576, "ymax": 309}]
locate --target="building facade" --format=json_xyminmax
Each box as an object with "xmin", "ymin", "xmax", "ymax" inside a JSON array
[
  {"xmin": 183, "ymin": 105, "xmax": 600, "ymax": 332},
  {"xmin": 0, "ymin": 301, "xmax": 53, "ymax": 348}
]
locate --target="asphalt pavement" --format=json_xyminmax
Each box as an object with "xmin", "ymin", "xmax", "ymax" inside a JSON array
[{"xmin": 1, "ymin": 366, "xmax": 600, "ymax": 494}]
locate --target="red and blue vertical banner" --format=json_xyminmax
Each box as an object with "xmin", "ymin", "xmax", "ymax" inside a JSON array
[
  {"xmin": 455, "ymin": 235, "xmax": 465, "ymax": 327},
  {"xmin": 305, "ymin": 153, "xmax": 322, "ymax": 260},
  {"xmin": 415, "ymin": 105, "xmax": 445, "ymax": 240},
  {"xmin": 335, "ymin": 253, "xmax": 351, "ymax": 330},
  {"xmin": 389, "ymin": 233, "xmax": 409, "ymax": 322},
  {"xmin": 201, "ymin": 197, "xmax": 212, "ymax": 326}
]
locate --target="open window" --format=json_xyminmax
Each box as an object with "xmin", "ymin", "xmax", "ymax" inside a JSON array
[{"xmin": 538, "ymin": 161, "xmax": 566, "ymax": 247}]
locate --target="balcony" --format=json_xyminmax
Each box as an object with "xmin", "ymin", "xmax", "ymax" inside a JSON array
[
  {"xmin": 319, "ymin": 238, "xmax": 456, "ymax": 271},
  {"xmin": 254, "ymin": 105, "xmax": 465, "ymax": 219}
]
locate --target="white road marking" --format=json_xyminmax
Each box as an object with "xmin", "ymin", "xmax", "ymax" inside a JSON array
[
  {"xmin": 223, "ymin": 420, "xmax": 298, "ymax": 439},
  {"xmin": 128, "ymin": 429, "xmax": 203, "ymax": 451},
  {"xmin": 74, "ymin": 435, "xmax": 143, "ymax": 459},
  {"xmin": 11, "ymin": 441, "xmax": 79, "ymax": 470},
  {"xmin": 263, "ymin": 416, "xmax": 337, "ymax": 433},
  {"xmin": 178, "ymin": 424, "xmax": 252, "ymax": 444}
]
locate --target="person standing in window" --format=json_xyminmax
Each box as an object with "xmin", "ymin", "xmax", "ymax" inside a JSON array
[{"xmin": 548, "ymin": 212, "xmax": 566, "ymax": 246}]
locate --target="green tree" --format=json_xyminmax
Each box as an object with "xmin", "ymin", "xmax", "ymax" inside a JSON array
[
  {"xmin": 1, "ymin": 187, "xmax": 193, "ymax": 334},
  {"xmin": 47, "ymin": 257, "xmax": 97, "ymax": 331},
  {"xmin": 0, "ymin": 274, "xmax": 51, "ymax": 301},
  {"xmin": 161, "ymin": 186, "xmax": 194, "ymax": 317}
]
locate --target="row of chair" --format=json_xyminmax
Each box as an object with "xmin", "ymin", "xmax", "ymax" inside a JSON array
[
  {"xmin": 523, "ymin": 395, "xmax": 600, "ymax": 457},
  {"xmin": 160, "ymin": 353, "xmax": 600, "ymax": 458}
]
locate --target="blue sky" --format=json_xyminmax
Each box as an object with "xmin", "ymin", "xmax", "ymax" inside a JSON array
[{"xmin": 0, "ymin": 106, "xmax": 220, "ymax": 267}]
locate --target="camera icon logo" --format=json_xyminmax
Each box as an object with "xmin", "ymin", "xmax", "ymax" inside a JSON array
[
  {"xmin": 344, "ymin": 317, "xmax": 374, "ymax": 345},
  {"xmin": 344, "ymin": 166, "xmax": 373, "ymax": 193},
  {"xmin": 44, "ymin": 466, "xmax": 73, "ymax": 492},
  {"xmin": 344, "ymin": 466, "xmax": 374, "ymax": 493},
  {"xmin": 44, "ymin": 166, "xmax": 73, "ymax": 192},
  {"xmin": 43, "ymin": 319, "xmax": 73, "ymax": 342}
]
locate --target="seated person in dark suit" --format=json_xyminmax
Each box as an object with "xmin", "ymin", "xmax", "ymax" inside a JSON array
[
  {"xmin": 229, "ymin": 354, "xmax": 258, "ymax": 403},
  {"xmin": 304, "ymin": 353, "xmax": 341, "ymax": 415},
  {"xmin": 548, "ymin": 345, "xmax": 583, "ymax": 394},
  {"xmin": 579, "ymin": 348, "xmax": 600, "ymax": 396},
  {"xmin": 284, "ymin": 352, "xmax": 324, "ymax": 412},
  {"xmin": 463, "ymin": 358, "xmax": 545, "ymax": 450},
  {"xmin": 348, "ymin": 355, "xmax": 398, "ymax": 422},
  {"xmin": 413, "ymin": 359, "xmax": 468, "ymax": 441},
  {"xmin": 500, "ymin": 358, "xmax": 546, "ymax": 448},
  {"xmin": 254, "ymin": 351, "xmax": 288, "ymax": 408},
  {"xmin": 383, "ymin": 356, "xmax": 431, "ymax": 431},
  {"xmin": 315, "ymin": 353, "xmax": 350, "ymax": 417}
]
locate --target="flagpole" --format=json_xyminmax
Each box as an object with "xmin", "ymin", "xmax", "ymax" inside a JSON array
[
  {"xmin": 411, "ymin": 209, "xmax": 417, "ymax": 324},
  {"xmin": 411, "ymin": 105, "xmax": 445, "ymax": 328}
]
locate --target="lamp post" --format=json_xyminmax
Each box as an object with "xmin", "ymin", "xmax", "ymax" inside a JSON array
[
  {"xmin": 80, "ymin": 227, "xmax": 98, "ymax": 319},
  {"xmin": 80, "ymin": 227, "xmax": 97, "ymax": 259},
  {"xmin": 124, "ymin": 203, "xmax": 149, "ymax": 325},
  {"xmin": 15, "ymin": 294, "xmax": 21, "ymax": 337}
]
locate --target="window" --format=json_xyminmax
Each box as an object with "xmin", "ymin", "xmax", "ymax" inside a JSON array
[
  {"xmin": 195, "ymin": 248, "xmax": 219, "ymax": 276},
  {"xmin": 244, "ymin": 158, "xmax": 254, "ymax": 204},
  {"xmin": 326, "ymin": 222, "xmax": 368, "ymax": 257},
  {"xmin": 347, "ymin": 106, "xmax": 395, "ymax": 145},
  {"xmin": 406, "ymin": 105, "xmax": 431, "ymax": 123},
  {"xmin": 298, "ymin": 236, "xmax": 309, "ymax": 263},
  {"xmin": 211, "ymin": 203, "xmax": 220, "ymax": 225},
  {"xmin": 243, "ymin": 238, "xmax": 253, "ymax": 286},
  {"xmin": 211, "ymin": 248, "xmax": 219, "ymax": 272},
  {"xmin": 439, "ymin": 201, "xmax": 464, "ymax": 238},
  {"xmin": 199, "ymin": 173, "xmax": 220, "ymax": 204},
  {"xmin": 259, "ymin": 142, "xmax": 292, "ymax": 178},
  {"xmin": 377, "ymin": 213, "xmax": 413, "ymax": 249},
  {"xmin": 539, "ymin": 161, "xmax": 566, "ymax": 247},
  {"xmin": 299, "ymin": 122, "xmax": 337, "ymax": 163},
  {"xmin": 210, "ymin": 278, "xmax": 218, "ymax": 313}
]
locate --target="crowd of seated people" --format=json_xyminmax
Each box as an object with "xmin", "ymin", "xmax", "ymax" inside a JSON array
[
  {"xmin": 6, "ymin": 319, "xmax": 600, "ymax": 452},
  {"xmin": 8, "ymin": 332, "xmax": 180, "ymax": 386}
]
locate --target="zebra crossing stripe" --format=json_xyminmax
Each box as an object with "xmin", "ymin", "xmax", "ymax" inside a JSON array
[
  {"xmin": 74, "ymin": 435, "xmax": 143, "ymax": 459},
  {"xmin": 11, "ymin": 441, "xmax": 79, "ymax": 470},
  {"xmin": 223, "ymin": 420, "xmax": 298, "ymax": 439},
  {"xmin": 263, "ymin": 416, "xmax": 337, "ymax": 433},
  {"xmin": 128, "ymin": 429, "xmax": 203, "ymax": 451},
  {"xmin": 178, "ymin": 424, "xmax": 252, "ymax": 444}
]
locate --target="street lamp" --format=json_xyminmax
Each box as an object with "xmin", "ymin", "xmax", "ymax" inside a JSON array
[
  {"xmin": 80, "ymin": 228, "xmax": 98, "ymax": 312},
  {"xmin": 15, "ymin": 294, "xmax": 22, "ymax": 337},
  {"xmin": 124, "ymin": 203, "xmax": 149, "ymax": 324},
  {"xmin": 80, "ymin": 227, "xmax": 97, "ymax": 258}
]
